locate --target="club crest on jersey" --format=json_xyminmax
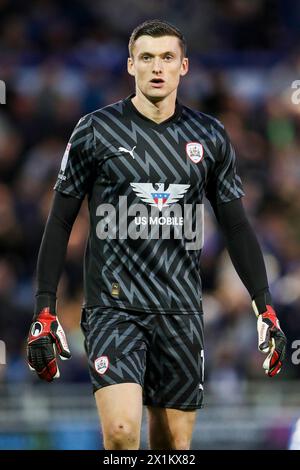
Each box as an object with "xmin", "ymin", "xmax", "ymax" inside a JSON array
[
  {"xmin": 186, "ymin": 142, "xmax": 204, "ymax": 164},
  {"xmin": 94, "ymin": 356, "xmax": 109, "ymax": 375},
  {"xmin": 130, "ymin": 182, "xmax": 190, "ymax": 211}
]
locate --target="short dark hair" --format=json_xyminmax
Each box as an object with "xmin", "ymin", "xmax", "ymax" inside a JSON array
[{"xmin": 128, "ymin": 19, "xmax": 187, "ymax": 58}]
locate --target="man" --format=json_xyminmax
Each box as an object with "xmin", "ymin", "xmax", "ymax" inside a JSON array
[{"xmin": 27, "ymin": 20, "xmax": 286, "ymax": 450}]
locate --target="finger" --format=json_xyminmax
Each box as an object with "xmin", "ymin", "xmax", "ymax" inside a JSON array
[
  {"xmin": 51, "ymin": 321, "xmax": 71, "ymax": 360},
  {"xmin": 262, "ymin": 338, "xmax": 275, "ymax": 371},
  {"xmin": 51, "ymin": 345, "xmax": 60, "ymax": 378},
  {"xmin": 265, "ymin": 352, "xmax": 282, "ymax": 377},
  {"xmin": 257, "ymin": 316, "xmax": 271, "ymax": 352},
  {"xmin": 59, "ymin": 355, "xmax": 70, "ymax": 361},
  {"xmin": 263, "ymin": 339, "xmax": 282, "ymax": 377},
  {"xmin": 267, "ymin": 360, "xmax": 282, "ymax": 377},
  {"xmin": 29, "ymin": 340, "xmax": 52, "ymax": 374},
  {"xmin": 273, "ymin": 330, "xmax": 287, "ymax": 362},
  {"xmin": 29, "ymin": 339, "xmax": 58, "ymax": 381},
  {"xmin": 264, "ymin": 332, "xmax": 286, "ymax": 378},
  {"xmin": 37, "ymin": 359, "xmax": 58, "ymax": 381},
  {"xmin": 38, "ymin": 346, "xmax": 59, "ymax": 382},
  {"xmin": 27, "ymin": 348, "xmax": 36, "ymax": 372}
]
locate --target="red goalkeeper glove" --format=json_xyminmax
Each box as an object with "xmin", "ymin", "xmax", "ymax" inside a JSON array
[
  {"xmin": 252, "ymin": 299, "xmax": 286, "ymax": 377},
  {"xmin": 27, "ymin": 307, "xmax": 71, "ymax": 382}
]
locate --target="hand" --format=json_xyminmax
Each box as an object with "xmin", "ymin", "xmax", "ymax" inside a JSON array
[
  {"xmin": 27, "ymin": 307, "xmax": 71, "ymax": 382},
  {"xmin": 255, "ymin": 305, "xmax": 286, "ymax": 377}
]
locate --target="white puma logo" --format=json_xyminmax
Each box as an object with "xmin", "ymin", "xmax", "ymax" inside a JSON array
[{"xmin": 118, "ymin": 145, "xmax": 136, "ymax": 159}]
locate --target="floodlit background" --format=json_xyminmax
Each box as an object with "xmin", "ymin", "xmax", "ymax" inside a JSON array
[{"xmin": 0, "ymin": 0, "xmax": 300, "ymax": 450}]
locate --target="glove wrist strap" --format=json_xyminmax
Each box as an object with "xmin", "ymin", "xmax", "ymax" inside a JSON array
[
  {"xmin": 252, "ymin": 290, "xmax": 273, "ymax": 317},
  {"xmin": 34, "ymin": 293, "xmax": 57, "ymax": 319}
]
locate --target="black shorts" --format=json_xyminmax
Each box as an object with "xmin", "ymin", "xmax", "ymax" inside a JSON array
[{"xmin": 80, "ymin": 307, "xmax": 204, "ymax": 410}]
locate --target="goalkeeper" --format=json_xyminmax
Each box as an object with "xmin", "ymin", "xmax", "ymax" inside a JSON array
[{"xmin": 26, "ymin": 19, "xmax": 286, "ymax": 450}]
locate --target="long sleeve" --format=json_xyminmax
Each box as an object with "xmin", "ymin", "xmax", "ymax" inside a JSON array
[
  {"xmin": 211, "ymin": 197, "xmax": 272, "ymax": 313},
  {"xmin": 34, "ymin": 191, "xmax": 82, "ymax": 315}
]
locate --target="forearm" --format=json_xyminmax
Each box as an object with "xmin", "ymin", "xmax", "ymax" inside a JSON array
[
  {"xmin": 212, "ymin": 198, "xmax": 271, "ymax": 313},
  {"xmin": 35, "ymin": 191, "xmax": 82, "ymax": 315}
]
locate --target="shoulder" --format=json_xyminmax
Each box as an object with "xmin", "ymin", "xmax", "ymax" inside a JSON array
[
  {"xmin": 181, "ymin": 104, "xmax": 228, "ymax": 146},
  {"xmin": 71, "ymin": 100, "xmax": 125, "ymax": 142},
  {"xmin": 85, "ymin": 99, "xmax": 126, "ymax": 124},
  {"xmin": 182, "ymin": 104, "xmax": 224, "ymax": 128}
]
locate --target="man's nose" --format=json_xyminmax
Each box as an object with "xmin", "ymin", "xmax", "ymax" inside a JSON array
[{"xmin": 152, "ymin": 57, "xmax": 163, "ymax": 73}]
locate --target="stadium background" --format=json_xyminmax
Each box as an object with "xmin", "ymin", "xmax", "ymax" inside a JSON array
[{"xmin": 0, "ymin": 0, "xmax": 300, "ymax": 450}]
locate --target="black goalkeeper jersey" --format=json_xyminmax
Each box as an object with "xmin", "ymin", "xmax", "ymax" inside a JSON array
[{"xmin": 54, "ymin": 94, "xmax": 244, "ymax": 314}]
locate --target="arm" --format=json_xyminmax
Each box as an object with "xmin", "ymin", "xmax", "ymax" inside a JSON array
[
  {"xmin": 211, "ymin": 198, "xmax": 270, "ymax": 308},
  {"xmin": 27, "ymin": 113, "xmax": 94, "ymax": 382},
  {"xmin": 35, "ymin": 191, "xmax": 83, "ymax": 315},
  {"xmin": 27, "ymin": 191, "xmax": 83, "ymax": 382},
  {"xmin": 212, "ymin": 197, "xmax": 286, "ymax": 377},
  {"xmin": 205, "ymin": 121, "xmax": 286, "ymax": 377}
]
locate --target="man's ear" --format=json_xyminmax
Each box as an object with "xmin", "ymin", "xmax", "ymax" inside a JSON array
[
  {"xmin": 127, "ymin": 57, "xmax": 135, "ymax": 77},
  {"xmin": 180, "ymin": 57, "xmax": 189, "ymax": 77}
]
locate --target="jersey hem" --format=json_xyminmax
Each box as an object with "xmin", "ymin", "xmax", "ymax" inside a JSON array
[{"xmin": 82, "ymin": 303, "xmax": 203, "ymax": 315}]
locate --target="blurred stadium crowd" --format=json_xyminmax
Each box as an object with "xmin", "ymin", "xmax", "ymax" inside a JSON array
[{"xmin": 0, "ymin": 0, "xmax": 300, "ymax": 404}]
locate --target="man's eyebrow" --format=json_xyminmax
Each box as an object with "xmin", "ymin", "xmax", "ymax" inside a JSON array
[
  {"xmin": 138, "ymin": 51, "xmax": 177, "ymax": 57},
  {"xmin": 138, "ymin": 52, "xmax": 153, "ymax": 57}
]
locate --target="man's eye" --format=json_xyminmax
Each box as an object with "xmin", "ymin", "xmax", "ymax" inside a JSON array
[
  {"xmin": 142, "ymin": 56, "xmax": 151, "ymax": 61},
  {"xmin": 165, "ymin": 55, "xmax": 173, "ymax": 61}
]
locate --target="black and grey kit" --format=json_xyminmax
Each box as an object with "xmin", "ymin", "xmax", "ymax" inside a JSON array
[
  {"xmin": 36, "ymin": 94, "xmax": 270, "ymax": 408},
  {"xmin": 54, "ymin": 94, "xmax": 244, "ymax": 314}
]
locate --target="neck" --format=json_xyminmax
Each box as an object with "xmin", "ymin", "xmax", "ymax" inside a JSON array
[{"xmin": 131, "ymin": 89, "xmax": 177, "ymax": 124}]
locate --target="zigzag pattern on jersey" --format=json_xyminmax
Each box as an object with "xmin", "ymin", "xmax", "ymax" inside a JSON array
[
  {"xmin": 91, "ymin": 103, "xmax": 206, "ymax": 312},
  {"xmin": 55, "ymin": 97, "xmax": 244, "ymax": 313},
  {"xmin": 54, "ymin": 113, "xmax": 95, "ymax": 199}
]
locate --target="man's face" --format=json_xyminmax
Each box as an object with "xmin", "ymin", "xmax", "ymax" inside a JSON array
[{"xmin": 128, "ymin": 35, "xmax": 188, "ymax": 102}]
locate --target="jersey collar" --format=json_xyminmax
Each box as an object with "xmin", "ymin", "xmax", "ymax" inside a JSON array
[{"xmin": 123, "ymin": 93, "xmax": 182, "ymax": 131}]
